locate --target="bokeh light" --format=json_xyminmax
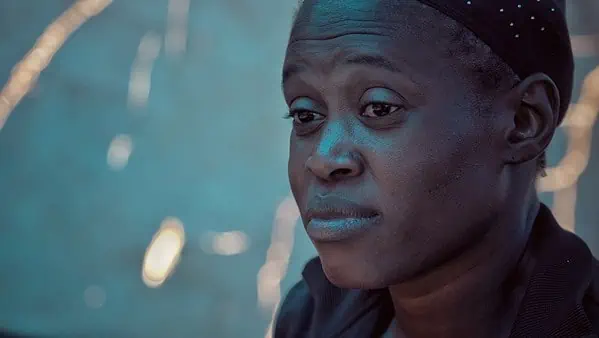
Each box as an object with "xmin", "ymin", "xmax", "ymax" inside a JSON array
[
  {"xmin": 258, "ymin": 196, "xmax": 300, "ymax": 338},
  {"xmin": 142, "ymin": 217, "xmax": 186, "ymax": 288},
  {"xmin": 166, "ymin": 0, "xmax": 190, "ymax": 57},
  {"xmin": 537, "ymin": 63, "xmax": 599, "ymax": 231},
  {"xmin": 107, "ymin": 134, "xmax": 134, "ymax": 171},
  {"xmin": 200, "ymin": 231, "xmax": 250, "ymax": 256},
  {"xmin": 128, "ymin": 32, "xmax": 162, "ymax": 109},
  {"xmin": 0, "ymin": 0, "xmax": 113, "ymax": 131}
]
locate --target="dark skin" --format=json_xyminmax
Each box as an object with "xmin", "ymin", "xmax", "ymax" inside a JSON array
[{"xmin": 283, "ymin": 1, "xmax": 561, "ymax": 337}]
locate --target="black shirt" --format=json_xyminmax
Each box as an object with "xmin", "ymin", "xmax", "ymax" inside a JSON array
[{"xmin": 275, "ymin": 204, "xmax": 599, "ymax": 337}]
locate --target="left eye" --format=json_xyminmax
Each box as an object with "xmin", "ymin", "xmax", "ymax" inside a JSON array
[{"xmin": 361, "ymin": 103, "xmax": 401, "ymax": 118}]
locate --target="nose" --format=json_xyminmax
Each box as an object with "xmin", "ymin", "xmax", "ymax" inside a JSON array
[{"xmin": 305, "ymin": 122, "xmax": 364, "ymax": 182}]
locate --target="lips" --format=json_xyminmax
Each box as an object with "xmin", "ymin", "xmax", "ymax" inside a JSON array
[
  {"xmin": 304, "ymin": 195, "xmax": 381, "ymax": 242},
  {"xmin": 305, "ymin": 195, "xmax": 379, "ymax": 221}
]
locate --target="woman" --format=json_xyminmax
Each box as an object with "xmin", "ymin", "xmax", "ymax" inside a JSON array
[{"xmin": 275, "ymin": 0, "xmax": 599, "ymax": 337}]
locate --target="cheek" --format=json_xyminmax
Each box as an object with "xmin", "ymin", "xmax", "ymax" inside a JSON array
[
  {"xmin": 287, "ymin": 139, "xmax": 310, "ymax": 204},
  {"xmin": 367, "ymin": 120, "xmax": 500, "ymax": 271},
  {"xmin": 374, "ymin": 116, "xmax": 497, "ymax": 214}
]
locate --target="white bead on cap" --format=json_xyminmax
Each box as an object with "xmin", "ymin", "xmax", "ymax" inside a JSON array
[{"xmin": 415, "ymin": 0, "xmax": 574, "ymax": 116}]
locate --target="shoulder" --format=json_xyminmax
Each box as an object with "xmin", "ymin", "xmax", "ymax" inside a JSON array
[{"xmin": 584, "ymin": 257, "xmax": 599, "ymax": 332}]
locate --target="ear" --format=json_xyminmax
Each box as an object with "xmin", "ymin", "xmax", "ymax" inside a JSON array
[{"xmin": 502, "ymin": 73, "xmax": 560, "ymax": 165}]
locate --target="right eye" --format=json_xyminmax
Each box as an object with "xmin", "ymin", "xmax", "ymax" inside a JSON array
[{"xmin": 285, "ymin": 109, "xmax": 325, "ymax": 125}]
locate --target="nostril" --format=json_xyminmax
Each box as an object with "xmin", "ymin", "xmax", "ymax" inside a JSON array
[{"xmin": 331, "ymin": 168, "xmax": 353, "ymax": 178}]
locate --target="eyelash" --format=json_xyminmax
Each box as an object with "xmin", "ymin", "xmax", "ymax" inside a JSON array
[
  {"xmin": 282, "ymin": 108, "xmax": 319, "ymax": 119},
  {"xmin": 283, "ymin": 102, "xmax": 403, "ymax": 120},
  {"xmin": 282, "ymin": 111, "xmax": 296, "ymax": 119}
]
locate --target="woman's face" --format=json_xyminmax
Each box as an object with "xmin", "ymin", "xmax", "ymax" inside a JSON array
[{"xmin": 283, "ymin": 0, "xmax": 507, "ymax": 288}]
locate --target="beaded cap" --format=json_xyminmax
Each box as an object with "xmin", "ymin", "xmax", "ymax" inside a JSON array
[{"xmin": 417, "ymin": 0, "xmax": 574, "ymax": 122}]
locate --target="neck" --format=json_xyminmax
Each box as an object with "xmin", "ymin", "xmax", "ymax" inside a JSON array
[{"xmin": 389, "ymin": 194, "xmax": 540, "ymax": 338}]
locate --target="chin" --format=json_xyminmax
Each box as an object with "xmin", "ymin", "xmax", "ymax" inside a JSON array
[
  {"xmin": 318, "ymin": 253, "xmax": 394, "ymax": 290},
  {"xmin": 317, "ymin": 244, "xmax": 425, "ymax": 290}
]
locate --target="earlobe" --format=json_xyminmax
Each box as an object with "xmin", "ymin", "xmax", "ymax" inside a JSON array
[{"xmin": 503, "ymin": 73, "xmax": 560, "ymax": 165}]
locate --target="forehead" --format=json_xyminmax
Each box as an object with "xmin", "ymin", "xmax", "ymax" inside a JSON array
[
  {"xmin": 290, "ymin": 0, "xmax": 445, "ymax": 42},
  {"xmin": 285, "ymin": 35, "xmax": 406, "ymax": 76},
  {"xmin": 284, "ymin": 0, "xmax": 458, "ymax": 83}
]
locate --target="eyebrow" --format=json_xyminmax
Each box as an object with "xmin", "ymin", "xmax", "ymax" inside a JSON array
[
  {"xmin": 343, "ymin": 54, "xmax": 404, "ymax": 73},
  {"xmin": 281, "ymin": 54, "xmax": 404, "ymax": 88}
]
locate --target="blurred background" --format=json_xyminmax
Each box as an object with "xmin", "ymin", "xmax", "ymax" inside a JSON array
[{"xmin": 0, "ymin": 0, "xmax": 597, "ymax": 337}]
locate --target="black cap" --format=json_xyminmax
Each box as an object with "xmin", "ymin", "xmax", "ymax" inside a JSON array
[{"xmin": 417, "ymin": 0, "xmax": 574, "ymax": 124}]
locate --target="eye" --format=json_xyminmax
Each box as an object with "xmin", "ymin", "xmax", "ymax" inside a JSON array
[
  {"xmin": 285, "ymin": 109, "xmax": 325, "ymax": 125},
  {"xmin": 361, "ymin": 102, "xmax": 401, "ymax": 118}
]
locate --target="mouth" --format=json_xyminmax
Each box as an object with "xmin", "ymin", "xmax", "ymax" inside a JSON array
[
  {"xmin": 306, "ymin": 195, "xmax": 379, "ymax": 220},
  {"xmin": 305, "ymin": 195, "xmax": 381, "ymax": 242}
]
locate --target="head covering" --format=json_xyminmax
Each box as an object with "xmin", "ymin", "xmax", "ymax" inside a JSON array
[{"xmin": 416, "ymin": 0, "xmax": 573, "ymax": 124}]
